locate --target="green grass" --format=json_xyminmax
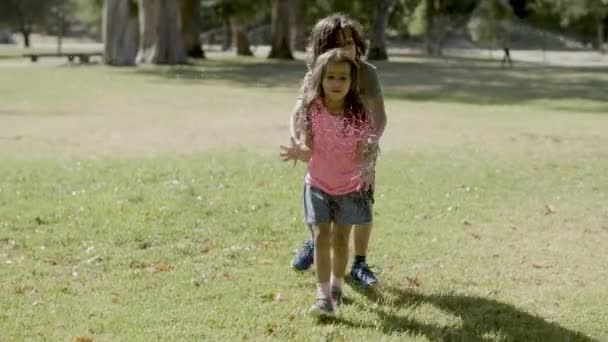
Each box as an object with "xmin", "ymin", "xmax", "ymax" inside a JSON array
[
  {"xmin": 1, "ymin": 53, "xmax": 607, "ymax": 341},
  {"xmin": 1, "ymin": 153, "xmax": 606, "ymax": 340}
]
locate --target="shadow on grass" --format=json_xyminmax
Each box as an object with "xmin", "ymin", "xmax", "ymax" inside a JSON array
[
  {"xmin": 128, "ymin": 56, "xmax": 608, "ymax": 113},
  {"xmin": 339, "ymin": 285, "xmax": 595, "ymax": 341}
]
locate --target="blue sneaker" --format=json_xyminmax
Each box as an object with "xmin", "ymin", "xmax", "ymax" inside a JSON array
[
  {"xmin": 349, "ymin": 262, "xmax": 378, "ymax": 288},
  {"xmin": 291, "ymin": 239, "xmax": 314, "ymax": 271}
]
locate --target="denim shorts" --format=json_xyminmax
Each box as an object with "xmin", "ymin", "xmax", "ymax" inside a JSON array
[{"xmin": 303, "ymin": 184, "xmax": 373, "ymax": 226}]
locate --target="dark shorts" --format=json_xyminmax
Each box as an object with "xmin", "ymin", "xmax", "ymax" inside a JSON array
[{"xmin": 303, "ymin": 184, "xmax": 373, "ymax": 226}]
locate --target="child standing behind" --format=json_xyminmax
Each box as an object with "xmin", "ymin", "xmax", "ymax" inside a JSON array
[{"xmin": 281, "ymin": 49, "xmax": 374, "ymax": 317}]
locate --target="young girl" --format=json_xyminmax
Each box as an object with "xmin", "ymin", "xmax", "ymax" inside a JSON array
[
  {"xmin": 280, "ymin": 48, "xmax": 373, "ymax": 317},
  {"xmin": 287, "ymin": 13, "xmax": 386, "ymax": 289}
]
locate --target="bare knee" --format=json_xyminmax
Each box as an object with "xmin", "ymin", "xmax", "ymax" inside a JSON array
[
  {"xmin": 332, "ymin": 225, "xmax": 351, "ymax": 249},
  {"xmin": 314, "ymin": 225, "xmax": 331, "ymax": 248}
]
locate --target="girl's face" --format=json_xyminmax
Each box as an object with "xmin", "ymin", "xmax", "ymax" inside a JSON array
[
  {"xmin": 322, "ymin": 61, "xmax": 352, "ymax": 103},
  {"xmin": 336, "ymin": 29, "xmax": 356, "ymax": 60}
]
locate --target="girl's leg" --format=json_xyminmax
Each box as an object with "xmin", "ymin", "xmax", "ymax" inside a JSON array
[
  {"xmin": 331, "ymin": 224, "xmax": 353, "ymax": 304},
  {"xmin": 350, "ymin": 223, "xmax": 378, "ymax": 287},
  {"xmin": 313, "ymin": 223, "xmax": 332, "ymax": 287},
  {"xmin": 353, "ymin": 223, "xmax": 371, "ymax": 257},
  {"xmin": 349, "ymin": 187, "xmax": 376, "ymax": 287},
  {"xmin": 309, "ymin": 223, "xmax": 335, "ymax": 316},
  {"xmin": 332, "ymin": 224, "xmax": 353, "ymax": 280}
]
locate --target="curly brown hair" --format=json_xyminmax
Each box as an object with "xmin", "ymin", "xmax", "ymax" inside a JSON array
[
  {"xmin": 298, "ymin": 49, "xmax": 369, "ymax": 148},
  {"xmin": 308, "ymin": 13, "xmax": 367, "ymax": 65}
]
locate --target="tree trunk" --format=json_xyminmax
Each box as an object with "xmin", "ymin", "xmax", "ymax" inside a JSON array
[
  {"xmin": 222, "ymin": 16, "xmax": 232, "ymax": 51},
  {"xmin": 231, "ymin": 16, "xmax": 253, "ymax": 56},
  {"xmin": 368, "ymin": 0, "xmax": 391, "ymax": 60},
  {"xmin": 290, "ymin": 0, "xmax": 306, "ymax": 52},
  {"xmin": 268, "ymin": 0, "xmax": 293, "ymax": 59},
  {"xmin": 137, "ymin": 0, "xmax": 159, "ymax": 63},
  {"xmin": 21, "ymin": 30, "xmax": 30, "ymax": 48},
  {"xmin": 103, "ymin": 0, "xmax": 136, "ymax": 66},
  {"xmin": 138, "ymin": 0, "xmax": 186, "ymax": 65},
  {"xmin": 14, "ymin": 3, "xmax": 31, "ymax": 48},
  {"xmin": 424, "ymin": 0, "xmax": 435, "ymax": 55},
  {"xmin": 597, "ymin": 15, "xmax": 605, "ymax": 54},
  {"xmin": 181, "ymin": 0, "xmax": 205, "ymax": 58}
]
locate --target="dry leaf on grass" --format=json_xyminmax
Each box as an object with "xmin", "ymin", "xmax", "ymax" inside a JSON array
[
  {"xmin": 151, "ymin": 263, "xmax": 173, "ymax": 273},
  {"xmin": 73, "ymin": 337, "xmax": 93, "ymax": 342},
  {"xmin": 406, "ymin": 276, "xmax": 421, "ymax": 288},
  {"xmin": 200, "ymin": 240, "xmax": 211, "ymax": 254},
  {"xmin": 258, "ymin": 259, "xmax": 272, "ymax": 265},
  {"xmin": 532, "ymin": 262, "xmax": 552, "ymax": 269}
]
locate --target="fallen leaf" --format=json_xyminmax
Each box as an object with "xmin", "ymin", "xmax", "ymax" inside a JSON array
[
  {"xmin": 259, "ymin": 259, "xmax": 272, "ymax": 265},
  {"xmin": 265, "ymin": 324, "xmax": 275, "ymax": 336},
  {"xmin": 415, "ymin": 214, "xmax": 430, "ymax": 220},
  {"xmin": 73, "ymin": 337, "xmax": 93, "ymax": 342},
  {"xmin": 406, "ymin": 276, "xmax": 421, "ymax": 288},
  {"xmin": 152, "ymin": 263, "xmax": 173, "ymax": 273},
  {"xmin": 274, "ymin": 292, "xmax": 283, "ymax": 301},
  {"xmin": 14, "ymin": 285, "xmax": 29, "ymax": 295},
  {"xmin": 200, "ymin": 240, "xmax": 211, "ymax": 254},
  {"xmin": 43, "ymin": 257, "xmax": 57, "ymax": 265}
]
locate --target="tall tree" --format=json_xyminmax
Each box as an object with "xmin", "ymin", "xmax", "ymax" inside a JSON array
[
  {"xmin": 268, "ymin": 0, "xmax": 293, "ymax": 59},
  {"xmin": 290, "ymin": 0, "xmax": 307, "ymax": 52},
  {"xmin": 137, "ymin": 0, "xmax": 159, "ymax": 62},
  {"xmin": 137, "ymin": 0, "xmax": 186, "ymax": 64},
  {"xmin": 531, "ymin": 0, "xmax": 607, "ymax": 53},
  {"xmin": 102, "ymin": 0, "xmax": 137, "ymax": 66},
  {"xmin": 424, "ymin": 0, "xmax": 435, "ymax": 55},
  {"xmin": 368, "ymin": 0, "xmax": 393, "ymax": 60},
  {"xmin": 208, "ymin": 0, "xmax": 259, "ymax": 55},
  {"xmin": 0, "ymin": 0, "xmax": 58, "ymax": 47},
  {"xmin": 181, "ymin": 0, "xmax": 205, "ymax": 58},
  {"xmin": 231, "ymin": 15, "xmax": 253, "ymax": 56},
  {"xmin": 468, "ymin": 0, "xmax": 514, "ymax": 48},
  {"xmin": 409, "ymin": 0, "xmax": 438, "ymax": 55}
]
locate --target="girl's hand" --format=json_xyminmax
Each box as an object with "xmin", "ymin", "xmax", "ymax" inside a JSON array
[
  {"xmin": 359, "ymin": 161, "xmax": 376, "ymax": 189},
  {"xmin": 358, "ymin": 136, "xmax": 379, "ymax": 189},
  {"xmin": 280, "ymin": 137, "xmax": 311, "ymax": 166}
]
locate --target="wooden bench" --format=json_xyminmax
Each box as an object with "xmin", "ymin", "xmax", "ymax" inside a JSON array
[{"xmin": 23, "ymin": 52, "xmax": 103, "ymax": 63}]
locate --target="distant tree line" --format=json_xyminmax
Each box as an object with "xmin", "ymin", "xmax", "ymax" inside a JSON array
[{"xmin": 0, "ymin": 0, "xmax": 606, "ymax": 65}]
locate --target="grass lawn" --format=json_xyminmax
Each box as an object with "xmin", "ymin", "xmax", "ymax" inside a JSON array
[{"xmin": 1, "ymin": 52, "xmax": 607, "ymax": 341}]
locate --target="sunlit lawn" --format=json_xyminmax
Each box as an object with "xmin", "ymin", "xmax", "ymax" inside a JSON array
[{"xmin": 1, "ymin": 51, "xmax": 607, "ymax": 341}]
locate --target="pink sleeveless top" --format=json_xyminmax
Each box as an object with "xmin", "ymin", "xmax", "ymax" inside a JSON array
[{"xmin": 305, "ymin": 101, "xmax": 371, "ymax": 195}]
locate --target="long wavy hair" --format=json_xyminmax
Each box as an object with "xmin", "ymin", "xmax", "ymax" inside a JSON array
[
  {"xmin": 297, "ymin": 49, "xmax": 369, "ymax": 148},
  {"xmin": 308, "ymin": 13, "xmax": 367, "ymax": 65}
]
